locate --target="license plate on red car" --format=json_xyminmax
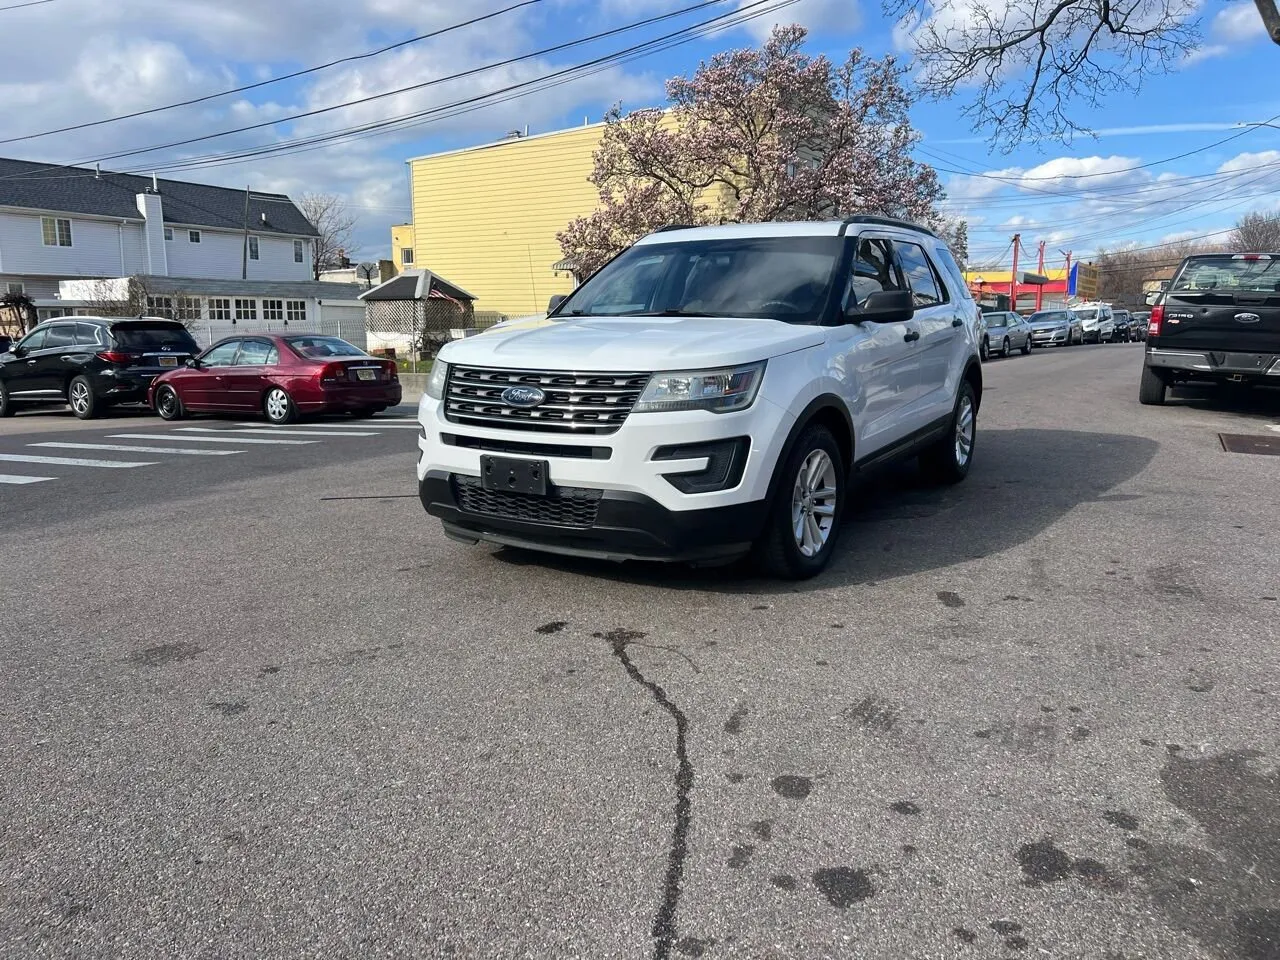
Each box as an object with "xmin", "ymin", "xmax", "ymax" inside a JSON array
[{"xmin": 356, "ymin": 368, "xmax": 376, "ymax": 381}]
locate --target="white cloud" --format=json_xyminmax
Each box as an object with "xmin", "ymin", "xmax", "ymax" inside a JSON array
[
  {"xmin": 1184, "ymin": 43, "xmax": 1229, "ymax": 65},
  {"xmin": 1213, "ymin": 1, "xmax": 1267, "ymax": 41},
  {"xmin": 737, "ymin": 0, "xmax": 860, "ymax": 41},
  {"xmin": 1217, "ymin": 149, "xmax": 1280, "ymax": 174}
]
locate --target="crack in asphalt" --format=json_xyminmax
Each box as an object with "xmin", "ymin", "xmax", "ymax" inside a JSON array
[{"xmin": 603, "ymin": 628, "xmax": 694, "ymax": 960}]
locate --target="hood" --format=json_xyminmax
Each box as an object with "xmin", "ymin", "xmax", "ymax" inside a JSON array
[
  {"xmin": 439, "ymin": 314, "xmax": 826, "ymax": 371},
  {"xmin": 1029, "ymin": 318, "xmax": 1069, "ymax": 329}
]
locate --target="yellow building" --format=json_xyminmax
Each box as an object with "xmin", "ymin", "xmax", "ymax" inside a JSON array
[
  {"xmin": 391, "ymin": 223, "xmax": 416, "ymax": 274},
  {"xmin": 403, "ymin": 123, "xmax": 605, "ymax": 316}
]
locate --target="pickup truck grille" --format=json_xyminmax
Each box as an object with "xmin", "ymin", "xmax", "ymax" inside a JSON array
[{"xmin": 444, "ymin": 366, "xmax": 650, "ymax": 435}]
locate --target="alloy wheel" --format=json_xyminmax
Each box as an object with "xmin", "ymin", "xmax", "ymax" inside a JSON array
[
  {"xmin": 955, "ymin": 395, "xmax": 975, "ymax": 468},
  {"xmin": 69, "ymin": 381, "xmax": 90, "ymax": 415},
  {"xmin": 790, "ymin": 449, "xmax": 838, "ymax": 558},
  {"xmin": 265, "ymin": 389, "xmax": 289, "ymax": 422}
]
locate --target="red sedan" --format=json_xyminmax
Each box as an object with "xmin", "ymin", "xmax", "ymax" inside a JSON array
[{"xmin": 148, "ymin": 334, "xmax": 401, "ymax": 424}]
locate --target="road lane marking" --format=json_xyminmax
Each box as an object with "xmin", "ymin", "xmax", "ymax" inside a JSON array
[
  {"xmin": 233, "ymin": 421, "xmax": 422, "ymax": 430},
  {"xmin": 180, "ymin": 427, "xmax": 378, "ymax": 438},
  {"xmin": 0, "ymin": 474, "xmax": 55, "ymax": 484},
  {"xmin": 0, "ymin": 453, "xmax": 155, "ymax": 468},
  {"xmin": 110, "ymin": 433, "xmax": 316, "ymax": 446},
  {"xmin": 32, "ymin": 442, "xmax": 242, "ymax": 456}
]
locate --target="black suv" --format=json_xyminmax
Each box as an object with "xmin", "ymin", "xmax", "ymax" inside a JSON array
[
  {"xmin": 1140, "ymin": 253, "xmax": 1280, "ymax": 404},
  {"xmin": 1110, "ymin": 310, "xmax": 1133, "ymax": 342},
  {"xmin": 0, "ymin": 317, "xmax": 200, "ymax": 419}
]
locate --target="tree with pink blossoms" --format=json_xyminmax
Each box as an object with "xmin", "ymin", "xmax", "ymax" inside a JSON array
[{"xmin": 558, "ymin": 25, "xmax": 964, "ymax": 277}]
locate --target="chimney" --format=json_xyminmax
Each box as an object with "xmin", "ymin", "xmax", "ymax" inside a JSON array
[{"xmin": 151, "ymin": 172, "xmax": 158, "ymax": 193}]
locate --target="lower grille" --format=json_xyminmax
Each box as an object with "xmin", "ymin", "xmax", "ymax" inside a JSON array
[{"xmin": 452, "ymin": 474, "xmax": 601, "ymax": 528}]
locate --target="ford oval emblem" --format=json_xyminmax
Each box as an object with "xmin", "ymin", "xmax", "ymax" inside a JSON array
[
  {"xmin": 1235, "ymin": 312, "xmax": 1262, "ymax": 324},
  {"xmin": 501, "ymin": 385, "xmax": 546, "ymax": 408}
]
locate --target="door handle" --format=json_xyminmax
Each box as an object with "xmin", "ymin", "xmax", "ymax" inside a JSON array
[
  {"xmin": 27, "ymin": 359, "xmax": 37, "ymax": 365},
  {"xmin": 951, "ymin": 319, "xmax": 963, "ymax": 327},
  {"xmin": 903, "ymin": 331, "xmax": 921, "ymax": 343}
]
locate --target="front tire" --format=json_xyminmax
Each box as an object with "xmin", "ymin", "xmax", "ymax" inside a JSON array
[
  {"xmin": 155, "ymin": 385, "xmax": 185, "ymax": 421},
  {"xmin": 68, "ymin": 376, "xmax": 99, "ymax": 420},
  {"xmin": 754, "ymin": 424, "xmax": 846, "ymax": 580},
  {"xmin": 980, "ymin": 337, "xmax": 990, "ymax": 362},
  {"xmin": 1138, "ymin": 364, "xmax": 1168, "ymax": 405},
  {"xmin": 920, "ymin": 380, "xmax": 977, "ymax": 485},
  {"xmin": 1001, "ymin": 338, "xmax": 1011, "ymax": 358},
  {"xmin": 263, "ymin": 386, "xmax": 298, "ymax": 424}
]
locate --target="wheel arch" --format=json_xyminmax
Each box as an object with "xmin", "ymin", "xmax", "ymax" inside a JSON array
[
  {"xmin": 765, "ymin": 395, "xmax": 855, "ymax": 503},
  {"xmin": 962, "ymin": 359, "xmax": 983, "ymax": 410}
]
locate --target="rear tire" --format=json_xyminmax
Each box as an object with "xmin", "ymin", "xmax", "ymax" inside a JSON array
[
  {"xmin": 920, "ymin": 379, "xmax": 977, "ymax": 485},
  {"xmin": 68, "ymin": 376, "xmax": 99, "ymax": 420},
  {"xmin": 0, "ymin": 380, "xmax": 13, "ymax": 418},
  {"xmin": 263, "ymin": 386, "xmax": 298, "ymax": 424},
  {"xmin": 980, "ymin": 337, "xmax": 990, "ymax": 362},
  {"xmin": 753, "ymin": 423, "xmax": 846, "ymax": 580},
  {"xmin": 155, "ymin": 385, "xmax": 185, "ymax": 421},
  {"xmin": 1138, "ymin": 364, "xmax": 1168, "ymax": 405}
]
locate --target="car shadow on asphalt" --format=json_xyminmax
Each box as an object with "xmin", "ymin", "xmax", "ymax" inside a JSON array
[
  {"xmin": 1165, "ymin": 382, "xmax": 1280, "ymax": 418},
  {"xmin": 491, "ymin": 428, "xmax": 1160, "ymax": 593}
]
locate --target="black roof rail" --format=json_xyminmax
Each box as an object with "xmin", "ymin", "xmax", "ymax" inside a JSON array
[
  {"xmin": 654, "ymin": 223, "xmax": 695, "ymax": 233},
  {"xmin": 838, "ymin": 214, "xmax": 938, "ymax": 238}
]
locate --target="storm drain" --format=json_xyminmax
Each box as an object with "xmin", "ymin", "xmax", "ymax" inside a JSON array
[{"xmin": 1219, "ymin": 434, "xmax": 1280, "ymax": 456}]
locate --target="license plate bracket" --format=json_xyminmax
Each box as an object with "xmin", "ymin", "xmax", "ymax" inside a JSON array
[
  {"xmin": 158, "ymin": 356, "xmax": 178, "ymax": 367},
  {"xmin": 356, "ymin": 368, "xmax": 376, "ymax": 381},
  {"xmin": 481, "ymin": 456, "xmax": 548, "ymax": 496}
]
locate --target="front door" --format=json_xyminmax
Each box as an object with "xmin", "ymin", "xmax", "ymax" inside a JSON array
[
  {"xmin": 835, "ymin": 235, "xmax": 921, "ymax": 459},
  {"xmin": 32, "ymin": 322, "xmax": 79, "ymax": 394},
  {"xmin": 184, "ymin": 339, "xmax": 241, "ymax": 409},
  {"xmin": 224, "ymin": 338, "xmax": 276, "ymax": 410},
  {"xmin": 3, "ymin": 327, "xmax": 48, "ymax": 396}
]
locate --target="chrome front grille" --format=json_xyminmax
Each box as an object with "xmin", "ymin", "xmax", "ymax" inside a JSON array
[{"xmin": 444, "ymin": 366, "xmax": 651, "ymax": 435}]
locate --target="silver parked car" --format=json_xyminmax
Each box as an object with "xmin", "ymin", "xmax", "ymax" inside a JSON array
[
  {"xmin": 1027, "ymin": 309, "xmax": 1084, "ymax": 346},
  {"xmin": 981, "ymin": 311, "xmax": 1033, "ymax": 357}
]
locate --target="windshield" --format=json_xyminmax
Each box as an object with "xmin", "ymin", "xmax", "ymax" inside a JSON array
[
  {"xmin": 1028, "ymin": 312, "xmax": 1069, "ymax": 324},
  {"xmin": 1073, "ymin": 308, "xmax": 1098, "ymax": 320},
  {"xmin": 110, "ymin": 323, "xmax": 199, "ymax": 351},
  {"xmin": 1172, "ymin": 257, "xmax": 1280, "ymax": 293},
  {"xmin": 556, "ymin": 236, "xmax": 842, "ymax": 325},
  {"xmin": 286, "ymin": 336, "xmax": 366, "ymax": 358}
]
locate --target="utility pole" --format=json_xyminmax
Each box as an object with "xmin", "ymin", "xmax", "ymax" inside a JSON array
[
  {"xmin": 241, "ymin": 186, "xmax": 250, "ymax": 281},
  {"xmin": 1060, "ymin": 249, "xmax": 1073, "ymax": 299},
  {"xmin": 1036, "ymin": 240, "xmax": 1046, "ymax": 311},
  {"xmin": 1009, "ymin": 234, "xmax": 1021, "ymax": 311}
]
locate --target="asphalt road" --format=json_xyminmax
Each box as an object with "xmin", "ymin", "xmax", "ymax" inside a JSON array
[{"xmin": 2, "ymin": 343, "xmax": 1278, "ymax": 960}]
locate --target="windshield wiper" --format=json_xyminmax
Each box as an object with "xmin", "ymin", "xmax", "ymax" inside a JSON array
[{"xmin": 618, "ymin": 309, "xmax": 714, "ymax": 317}]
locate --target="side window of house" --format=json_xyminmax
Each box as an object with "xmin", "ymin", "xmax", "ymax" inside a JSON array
[
  {"xmin": 896, "ymin": 243, "xmax": 946, "ymax": 307},
  {"xmin": 845, "ymin": 238, "xmax": 905, "ymax": 314}
]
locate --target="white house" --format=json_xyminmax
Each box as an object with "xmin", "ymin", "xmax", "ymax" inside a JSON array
[{"xmin": 0, "ymin": 157, "xmax": 320, "ymax": 319}]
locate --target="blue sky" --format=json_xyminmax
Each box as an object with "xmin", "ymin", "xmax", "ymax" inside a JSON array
[{"xmin": 1, "ymin": 0, "xmax": 1276, "ymax": 272}]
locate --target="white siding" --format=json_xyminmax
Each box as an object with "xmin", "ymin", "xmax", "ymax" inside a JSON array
[
  {"xmin": 165, "ymin": 227, "xmax": 311, "ymax": 281},
  {"xmin": 0, "ymin": 275, "xmax": 59, "ymax": 298},
  {"xmin": 0, "ymin": 210, "xmax": 145, "ymax": 277}
]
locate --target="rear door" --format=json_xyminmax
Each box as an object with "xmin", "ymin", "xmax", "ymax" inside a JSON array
[
  {"xmin": 1159, "ymin": 255, "xmax": 1280, "ymax": 355},
  {"xmin": 32, "ymin": 322, "xmax": 78, "ymax": 393},
  {"xmin": 895, "ymin": 240, "xmax": 958, "ymax": 426}
]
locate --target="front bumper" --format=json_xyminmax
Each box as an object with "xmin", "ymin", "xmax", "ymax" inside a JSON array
[
  {"xmin": 420, "ymin": 471, "xmax": 767, "ymax": 563},
  {"xmin": 1030, "ymin": 329, "xmax": 1069, "ymax": 344},
  {"xmin": 1145, "ymin": 347, "xmax": 1280, "ymax": 378}
]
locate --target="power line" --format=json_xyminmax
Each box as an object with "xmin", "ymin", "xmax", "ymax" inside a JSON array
[
  {"xmin": 104, "ymin": 0, "xmax": 795, "ymax": 179},
  {"xmin": 8, "ymin": 0, "xmax": 756, "ymax": 178},
  {"xmin": 0, "ymin": 0, "xmax": 541, "ymax": 146},
  {"xmin": 0, "ymin": 0, "xmax": 56, "ymax": 10}
]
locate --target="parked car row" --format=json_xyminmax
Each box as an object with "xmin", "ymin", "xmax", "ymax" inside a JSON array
[
  {"xmin": 981, "ymin": 303, "xmax": 1145, "ymax": 357},
  {"xmin": 0, "ymin": 317, "xmax": 401, "ymax": 421}
]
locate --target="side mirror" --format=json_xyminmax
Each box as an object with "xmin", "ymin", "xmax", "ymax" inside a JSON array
[
  {"xmin": 184, "ymin": 357, "xmax": 201, "ymax": 369},
  {"xmin": 848, "ymin": 289, "xmax": 914, "ymax": 325},
  {"xmin": 547, "ymin": 294, "xmax": 567, "ymax": 313},
  {"xmin": 10, "ymin": 345, "xmax": 24, "ymax": 357}
]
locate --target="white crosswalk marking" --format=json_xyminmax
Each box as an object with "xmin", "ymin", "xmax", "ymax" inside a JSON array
[
  {"xmin": 31, "ymin": 442, "xmax": 242, "ymax": 457},
  {"xmin": 0, "ymin": 453, "xmax": 154, "ymax": 468},
  {"xmin": 181, "ymin": 427, "xmax": 377, "ymax": 438},
  {"xmin": 0, "ymin": 474, "xmax": 55, "ymax": 485},
  {"xmin": 110, "ymin": 433, "xmax": 316, "ymax": 446}
]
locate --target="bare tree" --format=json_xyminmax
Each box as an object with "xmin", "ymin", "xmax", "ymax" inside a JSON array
[
  {"xmin": 0, "ymin": 291, "xmax": 37, "ymax": 337},
  {"xmin": 1229, "ymin": 210, "xmax": 1280, "ymax": 251},
  {"xmin": 888, "ymin": 0, "xmax": 1212, "ymax": 150},
  {"xmin": 1096, "ymin": 237, "xmax": 1224, "ymax": 307},
  {"xmin": 298, "ymin": 193, "xmax": 357, "ymax": 280}
]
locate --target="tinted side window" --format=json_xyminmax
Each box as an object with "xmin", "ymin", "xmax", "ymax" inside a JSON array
[
  {"xmin": 75, "ymin": 323, "xmax": 102, "ymax": 346},
  {"xmin": 237, "ymin": 340, "xmax": 273, "ymax": 365},
  {"xmin": 846, "ymin": 238, "xmax": 905, "ymax": 312},
  {"xmin": 931, "ymin": 244, "xmax": 971, "ymax": 301},
  {"xmin": 202, "ymin": 341, "xmax": 241, "ymax": 367},
  {"xmin": 44, "ymin": 324, "xmax": 76, "ymax": 348},
  {"xmin": 18, "ymin": 328, "xmax": 47, "ymax": 351},
  {"xmin": 896, "ymin": 243, "xmax": 945, "ymax": 307}
]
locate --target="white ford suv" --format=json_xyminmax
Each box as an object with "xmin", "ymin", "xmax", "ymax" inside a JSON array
[{"xmin": 417, "ymin": 217, "xmax": 983, "ymax": 578}]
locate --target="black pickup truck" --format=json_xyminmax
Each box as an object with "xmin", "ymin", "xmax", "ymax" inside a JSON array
[{"xmin": 1140, "ymin": 253, "xmax": 1280, "ymax": 404}]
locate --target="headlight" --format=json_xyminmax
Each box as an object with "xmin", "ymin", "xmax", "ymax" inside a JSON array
[
  {"xmin": 426, "ymin": 361, "xmax": 448, "ymax": 400},
  {"xmin": 634, "ymin": 362, "xmax": 765, "ymax": 414}
]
